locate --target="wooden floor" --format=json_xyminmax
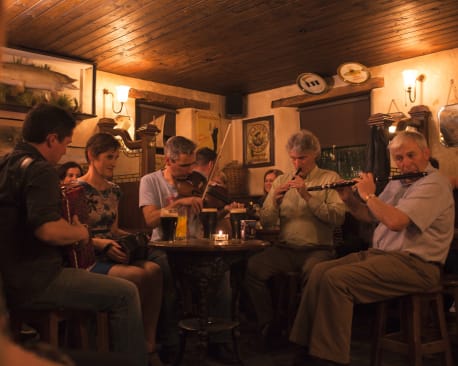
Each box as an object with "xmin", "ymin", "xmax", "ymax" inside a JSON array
[
  {"xmin": 179, "ymin": 304, "xmax": 458, "ymax": 366},
  {"xmin": 16, "ymin": 301, "xmax": 458, "ymax": 365}
]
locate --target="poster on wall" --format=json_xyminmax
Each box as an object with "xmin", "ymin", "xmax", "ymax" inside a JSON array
[
  {"xmin": 243, "ymin": 115, "xmax": 275, "ymax": 167},
  {"xmin": 0, "ymin": 47, "xmax": 96, "ymax": 116},
  {"xmin": 195, "ymin": 111, "xmax": 221, "ymax": 151}
]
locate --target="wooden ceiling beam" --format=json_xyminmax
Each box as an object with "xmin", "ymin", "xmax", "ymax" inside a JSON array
[{"xmin": 129, "ymin": 88, "xmax": 210, "ymax": 110}]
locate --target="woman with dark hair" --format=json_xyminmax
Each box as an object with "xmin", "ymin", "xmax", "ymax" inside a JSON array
[
  {"xmin": 78, "ymin": 133, "xmax": 163, "ymax": 366},
  {"xmin": 57, "ymin": 161, "xmax": 83, "ymax": 185}
]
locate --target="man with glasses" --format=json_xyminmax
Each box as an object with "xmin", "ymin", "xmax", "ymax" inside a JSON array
[
  {"xmin": 139, "ymin": 136, "xmax": 235, "ymax": 364},
  {"xmin": 245, "ymin": 129, "xmax": 346, "ymax": 347}
]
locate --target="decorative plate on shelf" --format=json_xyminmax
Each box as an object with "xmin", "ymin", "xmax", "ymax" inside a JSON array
[
  {"xmin": 337, "ymin": 62, "xmax": 371, "ymax": 84},
  {"xmin": 296, "ymin": 72, "xmax": 330, "ymax": 95}
]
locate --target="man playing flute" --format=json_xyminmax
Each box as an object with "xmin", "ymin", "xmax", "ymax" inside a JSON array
[
  {"xmin": 290, "ymin": 130, "xmax": 455, "ymax": 366},
  {"xmin": 245, "ymin": 129, "xmax": 346, "ymax": 346}
]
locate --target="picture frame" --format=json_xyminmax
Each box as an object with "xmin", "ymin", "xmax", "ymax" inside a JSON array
[
  {"xmin": 0, "ymin": 47, "xmax": 96, "ymax": 118},
  {"xmin": 0, "ymin": 115, "xmax": 23, "ymax": 158},
  {"xmin": 243, "ymin": 115, "xmax": 274, "ymax": 167}
]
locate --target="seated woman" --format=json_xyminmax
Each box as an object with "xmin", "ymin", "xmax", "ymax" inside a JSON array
[
  {"xmin": 258, "ymin": 169, "xmax": 283, "ymax": 206},
  {"xmin": 77, "ymin": 133, "xmax": 163, "ymax": 366},
  {"xmin": 252, "ymin": 169, "xmax": 283, "ymax": 227},
  {"xmin": 57, "ymin": 161, "xmax": 83, "ymax": 186}
]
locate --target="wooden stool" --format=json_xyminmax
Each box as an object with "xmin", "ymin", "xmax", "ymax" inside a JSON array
[
  {"xmin": 371, "ymin": 286, "xmax": 453, "ymax": 366},
  {"xmin": 271, "ymin": 271, "xmax": 301, "ymax": 334},
  {"xmin": 9, "ymin": 308, "xmax": 109, "ymax": 352},
  {"xmin": 443, "ymin": 274, "xmax": 458, "ymax": 342}
]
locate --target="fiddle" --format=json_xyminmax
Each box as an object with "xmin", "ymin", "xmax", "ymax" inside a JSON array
[{"xmin": 174, "ymin": 171, "xmax": 231, "ymax": 209}]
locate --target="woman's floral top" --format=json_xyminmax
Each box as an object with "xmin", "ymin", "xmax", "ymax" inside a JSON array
[{"xmin": 78, "ymin": 180, "xmax": 121, "ymax": 239}]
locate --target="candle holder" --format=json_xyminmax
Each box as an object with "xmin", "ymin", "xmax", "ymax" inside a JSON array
[{"xmin": 212, "ymin": 231, "xmax": 229, "ymax": 244}]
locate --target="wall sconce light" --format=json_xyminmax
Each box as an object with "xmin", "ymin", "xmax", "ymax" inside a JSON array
[
  {"xmin": 388, "ymin": 124, "xmax": 397, "ymax": 134},
  {"xmin": 103, "ymin": 85, "xmax": 130, "ymax": 114},
  {"xmin": 402, "ymin": 69, "xmax": 418, "ymax": 103}
]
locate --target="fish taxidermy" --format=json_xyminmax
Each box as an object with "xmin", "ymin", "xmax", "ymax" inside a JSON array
[{"xmin": 0, "ymin": 62, "xmax": 78, "ymax": 93}]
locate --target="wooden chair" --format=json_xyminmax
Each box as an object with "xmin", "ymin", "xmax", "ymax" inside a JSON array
[
  {"xmin": 9, "ymin": 308, "xmax": 109, "ymax": 352},
  {"xmin": 371, "ymin": 286, "xmax": 453, "ymax": 366}
]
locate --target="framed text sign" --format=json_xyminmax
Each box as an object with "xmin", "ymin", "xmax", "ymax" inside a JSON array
[{"xmin": 242, "ymin": 115, "xmax": 274, "ymax": 167}]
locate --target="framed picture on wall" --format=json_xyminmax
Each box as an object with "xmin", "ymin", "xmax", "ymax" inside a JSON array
[
  {"xmin": 0, "ymin": 116, "xmax": 22, "ymax": 158},
  {"xmin": 1, "ymin": 47, "xmax": 96, "ymax": 117},
  {"xmin": 243, "ymin": 115, "xmax": 274, "ymax": 167}
]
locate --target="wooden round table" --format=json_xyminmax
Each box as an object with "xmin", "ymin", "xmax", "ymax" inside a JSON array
[{"xmin": 150, "ymin": 239, "xmax": 269, "ymax": 365}]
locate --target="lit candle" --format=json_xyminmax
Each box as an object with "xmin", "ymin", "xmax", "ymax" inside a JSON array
[{"xmin": 213, "ymin": 230, "xmax": 228, "ymax": 241}]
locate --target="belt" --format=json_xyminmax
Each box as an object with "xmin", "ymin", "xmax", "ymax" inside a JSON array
[{"xmin": 407, "ymin": 252, "xmax": 441, "ymax": 267}]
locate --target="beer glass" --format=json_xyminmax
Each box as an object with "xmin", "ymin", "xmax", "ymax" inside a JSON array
[
  {"xmin": 241, "ymin": 219, "xmax": 257, "ymax": 240},
  {"xmin": 160, "ymin": 208, "xmax": 178, "ymax": 242},
  {"xmin": 175, "ymin": 206, "xmax": 188, "ymax": 240},
  {"xmin": 200, "ymin": 208, "xmax": 218, "ymax": 239},
  {"xmin": 229, "ymin": 207, "xmax": 247, "ymax": 240}
]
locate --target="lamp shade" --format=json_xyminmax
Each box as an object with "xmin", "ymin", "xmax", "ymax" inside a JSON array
[
  {"xmin": 115, "ymin": 85, "xmax": 130, "ymax": 103},
  {"xmin": 402, "ymin": 69, "xmax": 418, "ymax": 89}
]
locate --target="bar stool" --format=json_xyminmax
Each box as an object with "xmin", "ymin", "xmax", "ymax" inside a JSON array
[
  {"xmin": 9, "ymin": 308, "xmax": 109, "ymax": 352},
  {"xmin": 371, "ymin": 286, "xmax": 453, "ymax": 366},
  {"xmin": 443, "ymin": 274, "xmax": 458, "ymax": 342},
  {"xmin": 271, "ymin": 271, "xmax": 301, "ymax": 335}
]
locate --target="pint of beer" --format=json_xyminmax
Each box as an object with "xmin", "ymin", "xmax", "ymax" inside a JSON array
[
  {"xmin": 160, "ymin": 208, "xmax": 178, "ymax": 242},
  {"xmin": 200, "ymin": 208, "xmax": 218, "ymax": 239},
  {"xmin": 229, "ymin": 207, "xmax": 247, "ymax": 240}
]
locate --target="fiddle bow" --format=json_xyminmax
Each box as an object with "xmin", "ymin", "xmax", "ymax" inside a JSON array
[{"xmin": 201, "ymin": 122, "xmax": 232, "ymax": 204}]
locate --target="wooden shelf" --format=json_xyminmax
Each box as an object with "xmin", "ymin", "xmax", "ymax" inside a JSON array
[
  {"xmin": 271, "ymin": 77, "xmax": 384, "ymax": 109},
  {"xmin": 129, "ymin": 88, "xmax": 210, "ymax": 110}
]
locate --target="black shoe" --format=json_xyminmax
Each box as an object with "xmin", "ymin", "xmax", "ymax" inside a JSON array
[
  {"xmin": 260, "ymin": 322, "xmax": 286, "ymax": 350},
  {"xmin": 158, "ymin": 344, "xmax": 179, "ymax": 365},
  {"xmin": 291, "ymin": 347, "xmax": 312, "ymax": 366},
  {"xmin": 305, "ymin": 356, "xmax": 348, "ymax": 366},
  {"xmin": 207, "ymin": 343, "xmax": 238, "ymax": 364}
]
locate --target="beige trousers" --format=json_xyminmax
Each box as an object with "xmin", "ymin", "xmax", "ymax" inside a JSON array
[{"xmin": 289, "ymin": 249, "xmax": 440, "ymax": 364}]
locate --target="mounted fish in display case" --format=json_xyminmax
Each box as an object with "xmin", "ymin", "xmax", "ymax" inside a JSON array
[{"xmin": 0, "ymin": 47, "xmax": 95, "ymax": 117}]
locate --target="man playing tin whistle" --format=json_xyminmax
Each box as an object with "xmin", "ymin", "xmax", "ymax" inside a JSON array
[
  {"xmin": 245, "ymin": 129, "xmax": 346, "ymax": 346},
  {"xmin": 289, "ymin": 130, "xmax": 455, "ymax": 366}
]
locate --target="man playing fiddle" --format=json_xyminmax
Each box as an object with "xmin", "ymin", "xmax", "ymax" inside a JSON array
[
  {"xmin": 139, "ymin": 136, "xmax": 236, "ymax": 364},
  {"xmin": 245, "ymin": 129, "xmax": 346, "ymax": 346},
  {"xmin": 194, "ymin": 147, "xmax": 244, "ymax": 232},
  {"xmin": 290, "ymin": 130, "xmax": 455, "ymax": 366}
]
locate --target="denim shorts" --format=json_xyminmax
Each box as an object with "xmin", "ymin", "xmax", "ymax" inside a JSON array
[{"xmin": 90, "ymin": 261, "xmax": 116, "ymax": 274}]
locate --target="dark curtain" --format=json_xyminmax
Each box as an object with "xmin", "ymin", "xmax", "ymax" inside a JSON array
[{"xmin": 365, "ymin": 125, "xmax": 390, "ymax": 195}]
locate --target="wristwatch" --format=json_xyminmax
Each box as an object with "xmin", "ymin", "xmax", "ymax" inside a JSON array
[{"xmin": 364, "ymin": 193, "xmax": 376, "ymax": 203}]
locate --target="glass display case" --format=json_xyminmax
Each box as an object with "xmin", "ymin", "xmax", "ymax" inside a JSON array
[
  {"xmin": 1, "ymin": 47, "xmax": 96, "ymax": 118},
  {"xmin": 318, "ymin": 144, "xmax": 367, "ymax": 179}
]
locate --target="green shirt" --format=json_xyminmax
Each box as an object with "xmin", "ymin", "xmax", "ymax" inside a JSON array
[{"xmin": 261, "ymin": 166, "xmax": 346, "ymax": 247}]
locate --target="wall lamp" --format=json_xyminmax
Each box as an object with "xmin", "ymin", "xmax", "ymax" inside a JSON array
[
  {"xmin": 103, "ymin": 85, "xmax": 130, "ymax": 114},
  {"xmin": 402, "ymin": 69, "xmax": 419, "ymax": 103}
]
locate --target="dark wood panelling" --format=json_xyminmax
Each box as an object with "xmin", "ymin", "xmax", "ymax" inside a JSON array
[{"xmin": 5, "ymin": 0, "xmax": 458, "ymax": 95}]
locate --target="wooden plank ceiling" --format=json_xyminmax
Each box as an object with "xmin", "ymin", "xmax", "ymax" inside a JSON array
[{"xmin": 4, "ymin": 0, "xmax": 458, "ymax": 96}]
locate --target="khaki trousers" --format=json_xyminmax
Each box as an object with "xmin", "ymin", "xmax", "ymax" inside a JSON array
[
  {"xmin": 289, "ymin": 249, "xmax": 440, "ymax": 364},
  {"xmin": 245, "ymin": 245, "xmax": 334, "ymax": 327}
]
